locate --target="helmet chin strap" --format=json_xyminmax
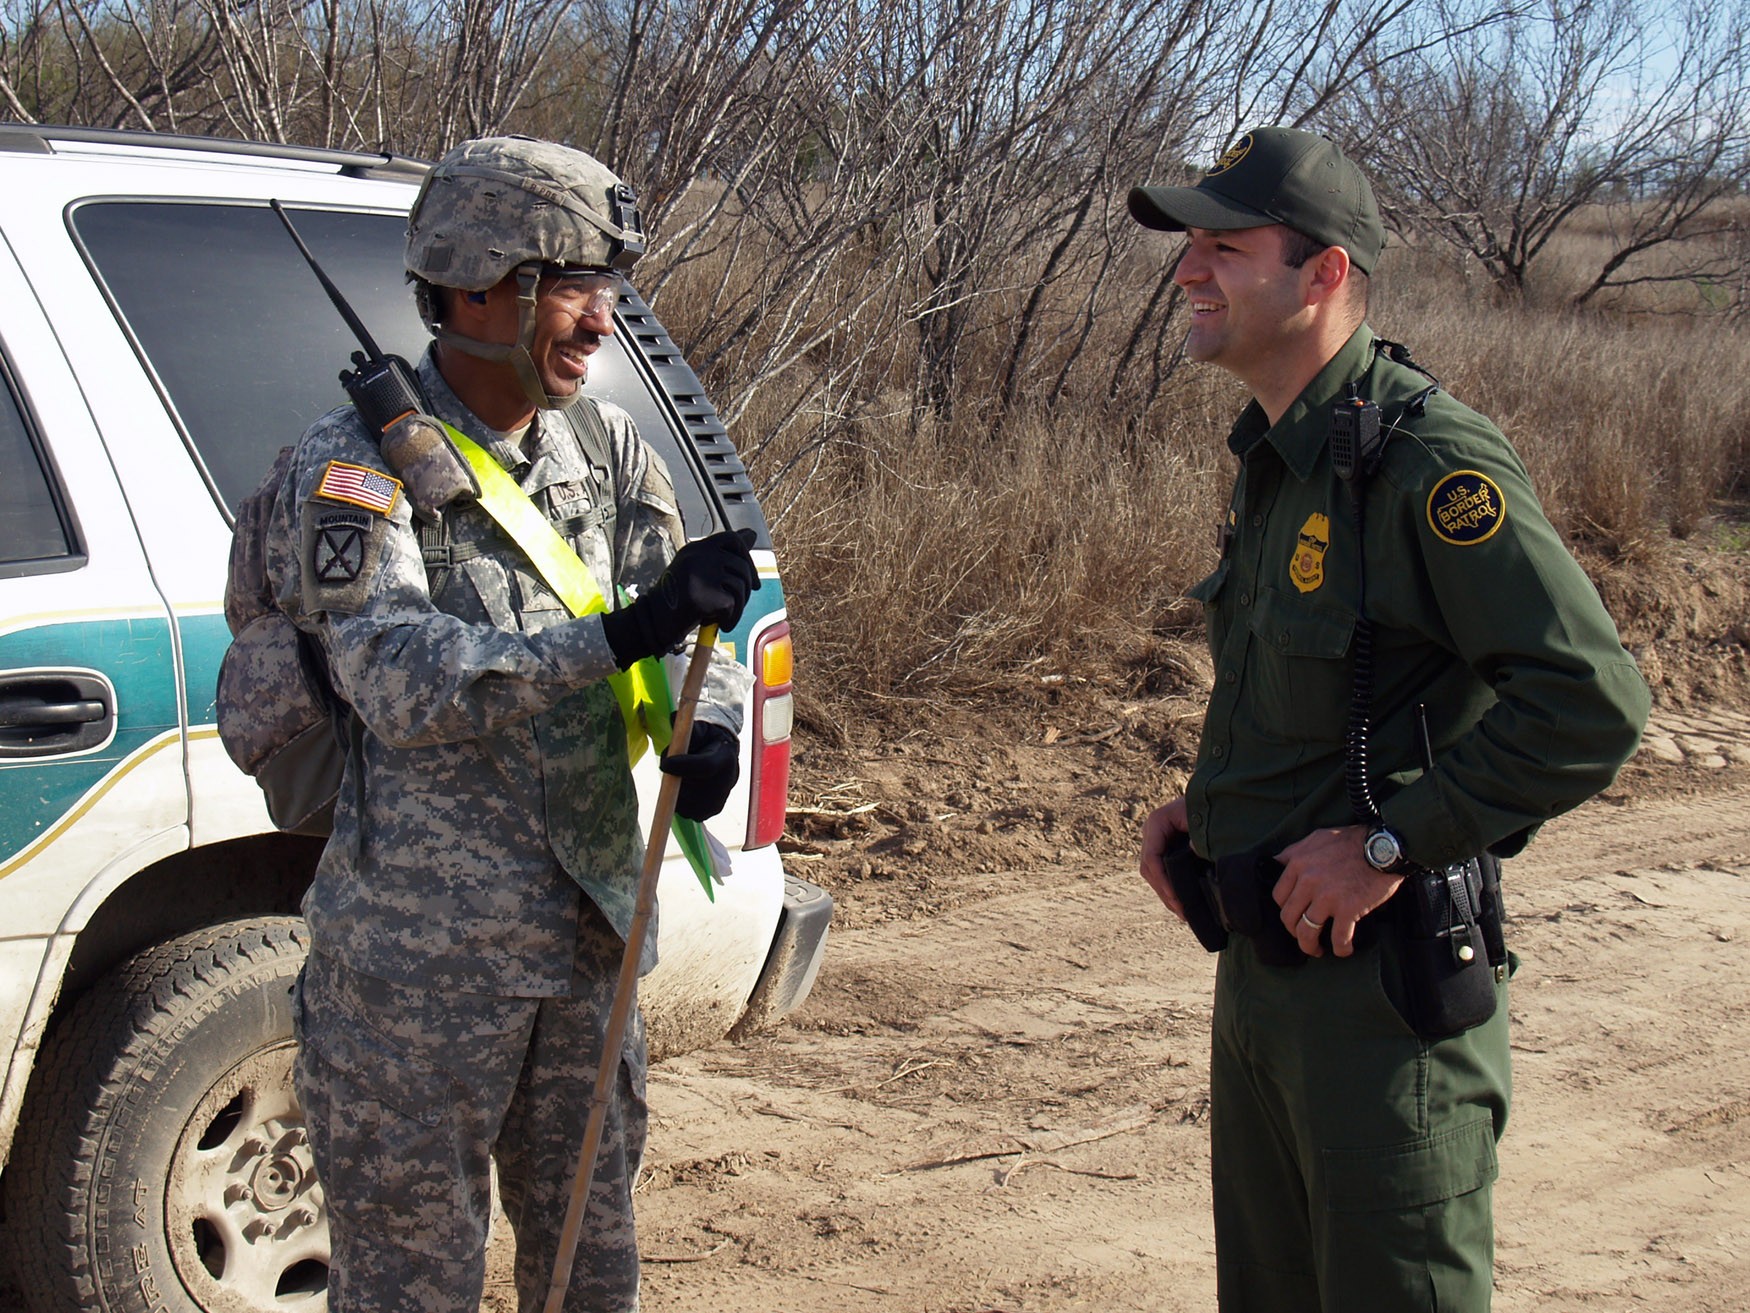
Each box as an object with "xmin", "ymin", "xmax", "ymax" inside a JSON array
[{"xmin": 432, "ymin": 264, "xmax": 581, "ymax": 413}]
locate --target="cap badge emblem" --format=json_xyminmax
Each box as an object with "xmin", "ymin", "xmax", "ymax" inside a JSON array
[{"xmin": 1209, "ymin": 134, "xmax": 1254, "ymax": 177}]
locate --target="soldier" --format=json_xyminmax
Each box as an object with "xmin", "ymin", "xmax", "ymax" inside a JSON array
[
  {"xmin": 268, "ymin": 137, "xmax": 758, "ymax": 1312},
  {"xmin": 1131, "ymin": 127, "xmax": 1650, "ymax": 1309}
]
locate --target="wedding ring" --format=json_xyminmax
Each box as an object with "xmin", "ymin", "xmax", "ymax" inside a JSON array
[{"xmin": 1299, "ymin": 912, "xmax": 1324, "ymax": 931}]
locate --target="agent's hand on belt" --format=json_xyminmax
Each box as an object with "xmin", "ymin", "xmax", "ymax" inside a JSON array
[{"xmin": 1272, "ymin": 824, "xmax": 1403, "ymax": 957}]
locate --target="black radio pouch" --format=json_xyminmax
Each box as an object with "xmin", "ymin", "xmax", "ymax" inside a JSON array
[{"xmin": 1393, "ymin": 855, "xmax": 1502, "ymax": 1039}]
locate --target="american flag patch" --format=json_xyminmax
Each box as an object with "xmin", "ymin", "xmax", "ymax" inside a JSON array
[{"xmin": 315, "ymin": 460, "xmax": 401, "ymax": 515}]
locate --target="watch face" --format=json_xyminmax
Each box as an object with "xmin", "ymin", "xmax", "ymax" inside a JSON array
[{"xmin": 1366, "ymin": 828, "xmax": 1402, "ymax": 869}]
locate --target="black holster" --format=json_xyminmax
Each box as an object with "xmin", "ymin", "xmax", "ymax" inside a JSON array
[{"xmin": 1162, "ymin": 831, "xmax": 1228, "ymax": 954}]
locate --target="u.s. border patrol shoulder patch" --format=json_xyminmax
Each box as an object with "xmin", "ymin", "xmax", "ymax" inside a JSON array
[{"xmin": 1427, "ymin": 470, "xmax": 1506, "ymax": 545}]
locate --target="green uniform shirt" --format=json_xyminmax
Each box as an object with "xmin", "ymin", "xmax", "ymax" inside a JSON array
[{"xmin": 1185, "ymin": 325, "xmax": 1649, "ymax": 867}]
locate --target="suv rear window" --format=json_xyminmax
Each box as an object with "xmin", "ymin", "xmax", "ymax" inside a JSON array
[
  {"xmin": 73, "ymin": 202, "xmax": 427, "ymax": 513},
  {"xmin": 70, "ymin": 200, "xmax": 713, "ymax": 530}
]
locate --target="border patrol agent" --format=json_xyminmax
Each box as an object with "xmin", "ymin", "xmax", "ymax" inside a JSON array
[
  {"xmin": 1131, "ymin": 128, "xmax": 1649, "ymax": 1310},
  {"xmin": 269, "ymin": 137, "xmax": 759, "ymax": 1313}
]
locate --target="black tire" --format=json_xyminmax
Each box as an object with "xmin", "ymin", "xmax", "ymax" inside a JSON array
[{"xmin": 2, "ymin": 917, "xmax": 328, "ymax": 1313}]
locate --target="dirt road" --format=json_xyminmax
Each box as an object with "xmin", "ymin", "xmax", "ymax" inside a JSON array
[
  {"xmin": 5, "ymin": 714, "xmax": 1746, "ymax": 1312},
  {"xmin": 565, "ymin": 767, "xmax": 1750, "ymax": 1313}
]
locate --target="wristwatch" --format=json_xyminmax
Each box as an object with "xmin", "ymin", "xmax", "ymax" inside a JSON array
[{"xmin": 1362, "ymin": 823, "xmax": 1415, "ymax": 875}]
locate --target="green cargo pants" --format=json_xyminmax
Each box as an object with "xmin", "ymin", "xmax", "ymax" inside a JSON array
[{"xmin": 1210, "ymin": 932, "xmax": 1511, "ymax": 1312}]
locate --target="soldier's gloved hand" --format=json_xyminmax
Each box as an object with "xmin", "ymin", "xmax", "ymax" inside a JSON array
[
  {"xmin": 661, "ymin": 722, "xmax": 740, "ymax": 822},
  {"xmin": 600, "ymin": 528, "xmax": 759, "ymax": 669}
]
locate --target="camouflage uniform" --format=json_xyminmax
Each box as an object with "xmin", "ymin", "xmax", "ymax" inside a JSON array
[{"xmin": 270, "ymin": 349, "xmax": 746, "ymax": 1313}]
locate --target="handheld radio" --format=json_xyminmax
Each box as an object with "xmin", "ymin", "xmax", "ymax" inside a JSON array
[
  {"xmin": 269, "ymin": 201, "xmax": 423, "ymax": 433},
  {"xmin": 1329, "ymin": 383, "xmax": 1383, "ymax": 484},
  {"xmin": 269, "ymin": 200, "xmax": 477, "ymax": 515}
]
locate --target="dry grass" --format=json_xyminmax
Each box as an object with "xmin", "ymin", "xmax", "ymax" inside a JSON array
[
  {"xmin": 776, "ymin": 397, "xmax": 1228, "ymax": 707},
  {"xmin": 677, "ymin": 222, "xmax": 1750, "ymax": 723}
]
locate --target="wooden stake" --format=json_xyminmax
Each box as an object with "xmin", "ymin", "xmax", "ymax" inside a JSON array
[{"xmin": 542, "ymin": 624, "xmax": 718, "ymax": 1313}]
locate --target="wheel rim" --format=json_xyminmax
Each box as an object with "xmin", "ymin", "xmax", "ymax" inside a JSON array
[{"xmin": 165, "ymin": 1041, "xmax": 329, "ymax": 1311}]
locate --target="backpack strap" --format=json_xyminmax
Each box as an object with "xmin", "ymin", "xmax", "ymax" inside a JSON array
[
  {"xmin": 561, "ymin": 396, "xmax": 618, "ymax": 553},
  {"xmin": 563, "ymin": 393, "xmax": 613, "ymax": 472},
  {"xmin": 417, "ymin": 521, "xmax": 454, "ymax": 592},
  {"xmin": 417, "ymin": 403, "xmax": 615, "ymax": 578}
]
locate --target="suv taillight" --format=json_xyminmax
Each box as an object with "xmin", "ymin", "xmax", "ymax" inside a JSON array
[{"xmin": 746, "ymin": 622, "xmax": 792, "ymax": 849}]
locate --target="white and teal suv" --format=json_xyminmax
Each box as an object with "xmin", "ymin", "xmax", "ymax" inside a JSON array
[{"xmin": 0, "ymin": 125, "xmax": 827, "ymax": 1313}]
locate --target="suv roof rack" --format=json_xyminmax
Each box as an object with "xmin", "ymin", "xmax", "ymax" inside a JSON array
[{"xmin": 0, "ymin": 124, "xmax": 429, "ymax": 182}]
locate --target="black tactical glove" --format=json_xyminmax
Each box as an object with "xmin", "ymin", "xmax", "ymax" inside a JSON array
[
  {"xmin": 599, "ymin": 528, "xmax": 759, "ymax": 670},
  {"xmin": 660, "ymin": 722, "xmax": 740, "ymax": 822}
]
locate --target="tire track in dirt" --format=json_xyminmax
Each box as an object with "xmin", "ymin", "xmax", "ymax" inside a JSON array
[
  {"xmin": 1490, "ymin": 786, "xmax": 1750, "ymax": 1311},
  {"xmin": 619, "ymin": 879, "xmax": 1221, "ymax": 1312}
]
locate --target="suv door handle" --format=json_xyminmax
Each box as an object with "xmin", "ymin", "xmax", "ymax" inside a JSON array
[
  {"xmin": 0, "ymin": 671, "xmax": 116, "ymax": 758},
  {"xmin": 0, "ymin": 697, "xmax": 106, "ymax": 727}
]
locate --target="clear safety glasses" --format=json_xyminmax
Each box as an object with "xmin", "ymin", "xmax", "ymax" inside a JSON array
[{"xmin": 542, "ymin": 267, "xmax": 622, "ymax": 318}]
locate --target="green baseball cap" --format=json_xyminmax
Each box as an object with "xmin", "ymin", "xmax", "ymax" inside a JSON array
[{"xmin": 1128, "ymin": 127, "xmax": 1384, "ymax": 275}]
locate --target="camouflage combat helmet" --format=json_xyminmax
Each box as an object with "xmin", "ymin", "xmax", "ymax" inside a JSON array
[{"xmin": 406, "ymin": 135, "xmax": 647, "ymax": 410}]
